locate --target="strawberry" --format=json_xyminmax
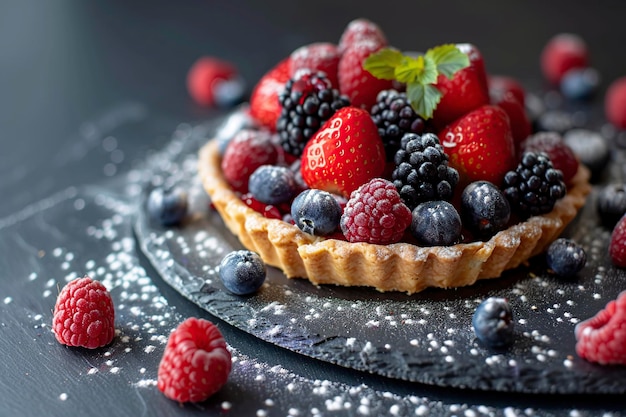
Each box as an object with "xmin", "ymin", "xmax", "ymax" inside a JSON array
[
  {"xmin": 431, "ymin": 44, "xmax": 490, "ymax": 130},
  {"xmin": 300, "ymin": 106, "xmax": 385, "ymax": 197},
  {"xmin": 338, "ymin": 18, "xmax": 387, "ymax": 54},
  {"xmin": 439, "ymin": 104, "xmax": 516, "ymax": 185},
  {"xmin": 609, "ymin": 213, "xmax": 626, "ymax": 268},
  {"xmin": 488, "ymin": 75, "xmax": 527, "ymax": 107},
  {"xmin": 575, "ymin": 291, "xmax": 626, "ymax": 365},
  {"xmin": 491, "ymin": 89, "xmax": 532, "ymax": 150},
  {"xmin": 249, "ymin": 58, "xmax": 292, "ymax": 131},
  {"xmin": 338, "ymin": 40, "xmax": 394, "ymax": 110},
  {"xmin": 290, "ymin": 42, "xmax": 340, "ymax": 89},
  {"xmin": 540, "ymin": 33, "xmax": 589, "ymax": 85}
]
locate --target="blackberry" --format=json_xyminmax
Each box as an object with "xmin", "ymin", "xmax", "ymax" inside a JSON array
[
  {"xmin": 276, "ymin": 71, "xmax": 350, "ymax": 156},
  {"xmin": 502, "ymin": 152, "xmax": 566, "ymax": 218},
  {"xmin": 370, "ymin": 89, "xmax": 425, "ymax": 161},
  {"xmin": 391, "ymin": 133, "xmax": 459, "ymax": 210}
]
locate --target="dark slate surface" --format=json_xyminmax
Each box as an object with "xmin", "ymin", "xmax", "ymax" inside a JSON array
[{"xmin": 3, "ymin": 1, "xmax": 626, "ymax": 416}]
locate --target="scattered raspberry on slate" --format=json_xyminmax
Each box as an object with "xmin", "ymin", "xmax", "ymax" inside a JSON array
[
  {"xmin": 52, "ymin": 276, "xmax": 115, "ymax": 349},
  {"xmin": 158, "ymin": 317, "xmax": 231, "ymax": 403},
  {"xmin": 337, "ymin": 18, "xmax": 387, "ymax": 54},
  {"xmin": 575, "ymin": 291, "xmax": 626, "ymax": 365},
  {"xmin": 249, "ymin": 58, "xmax": 292, "ymax": 131},
  {"xmin": 187, "ymin": 56, "xmax": 242, "ymax": 108},
  {"xmin": 221, "ymin": 129, "xmax": 279, "ymax": 194},
  {"xmin": 540, "ymin": 33, "xmax": 589, "ymax": 85},
  {"xmin": 609, "ymin": 213, "xmax": 626, "ymax": 268},
  {"xmin": 605, "ymin": 76, "xmax": 626, "ymax": 130},
  {"xmin": 290, "ymin": 42, "xmax": 341, "ymax": 88},
  {"xmin": 521, "ymin": 131, "xmax": 579, "ymax": 184},
  {"xmin": 340, "ymin": 178, "xmax": 412, "ymax": 245}
]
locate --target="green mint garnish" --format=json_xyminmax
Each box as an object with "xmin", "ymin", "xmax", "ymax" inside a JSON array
[{"xmin": 363, "ymin": 44, "xmax": 470, "ymax": 119}]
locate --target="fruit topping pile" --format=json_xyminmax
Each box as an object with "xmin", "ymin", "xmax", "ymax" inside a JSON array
[{"xmin": 215, "ymin": 18, "xmax": 586, "ymax": 247}]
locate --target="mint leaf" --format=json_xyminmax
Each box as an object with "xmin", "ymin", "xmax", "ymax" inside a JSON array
[
  {"xmin": 363, "ymin": 48, "xmax": 404, "ymax": 80},
  {"xmin": 406, "ymin": 83, "xmax": 442, "ymax": 120},
  {"xmin": 394, "ymin": 55, "xmax": 424, "ymax": 84},
  {"xmin": 426, "ymin": 44, "xmax": 470, "ymax": 79}
]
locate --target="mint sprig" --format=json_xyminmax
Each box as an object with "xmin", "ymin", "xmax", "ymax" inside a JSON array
[{"xmin": 363, "ymin": 44, "xmax": 470, "ymax": 119}]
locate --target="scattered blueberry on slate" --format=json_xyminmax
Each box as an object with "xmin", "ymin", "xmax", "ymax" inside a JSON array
[
  {"xmin": 461, "ymin": 181, "xmax": 511, "ymax": 240},
  {"xmin": 291, "ymin": 189, "xmax": 342, "ymax": 236},
  {"xmin": 213, "ymin": 77, "xmax": 247, "ymax": 109},
  {"xmin": 219, "ymin": 250, "xmax": 267, "ymax": 295},
  {"xmin": 410, "ymin": 200, "xmax": 461, "ymax": 246},
  {"xmin": 560, "ymin": 68, "xmax": 600, "ymax": 101},
  {"xmin": 596, "ymin": 183, "xmax": 626, "ymax": 228},
  {"xmin": 472, "ymin": 297, "xmax": 515, "ymax": 348},
  {"xmin": 546, "ymin": 238, "xmax": 587, "ymax": 278},
  {"xmin": 147, "ymin": 187, "xmax": 188, "ymax": 227},
  {"xmin": 563, "ymin": 128, "xmax": 610, "ymax": 178},
  {"xmin": 248, "ymin": 164, "xmax": 298, "ymax": 205}
]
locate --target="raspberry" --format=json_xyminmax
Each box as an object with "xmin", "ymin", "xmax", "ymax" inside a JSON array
[
  {"xmin": 575, "ymin": 291, "xmax": 626, "ymax": 365},
  {"xmin": 158, "ymin": 318, "xmax": 231, "ymax": 403},
  {"xmin": 540, "ymin": 33, "xmax": 588, "ymax": 85},
  {"xmin": 290, "ymin": 42, "xmax": 340, "ymax": 88},
  {"xmin": 221, "ymin": 129, "xmax": 279, "ymax": 194},
  {"xmin": 340, "ymin": 178, "xmax": 412, "ymax": 244},
  {"xmin": 186, "ymin": 56, "xmax": 241, "ymax": 107},
  {"xmin": 609, "ymin": 212, "xmax": 626, "ymax": 268},
  {"xmin": 605, "ymin": 76, "xmax": 626, "ymax": 130},
  {"xmin": 52, "ymin": 276, "xmax": 115, "ymax": 349},
  {"xmin": 520, "ymin": 132, "xmax": 579, "ymax": 184}
]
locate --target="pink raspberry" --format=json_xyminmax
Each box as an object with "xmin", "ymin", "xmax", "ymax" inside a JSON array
[
  {"xmin": 340, "ymin": 178, "xmax": 412, "ymax": 244},
  {"xmin": 575, "ymin": 291, "xmax": 626, "ymax": 365},
  {"xmin": 52, "ymin": 276, "xmax": 115, "ymax": 349},
  {"xmin": 158, "ymin": 318, "xmax": 231, "ymax": 403}
]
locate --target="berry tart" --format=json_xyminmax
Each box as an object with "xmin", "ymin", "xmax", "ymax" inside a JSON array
[{"xmin": 198, "ymin": 19, "xmax": 591, "ymax": 294}]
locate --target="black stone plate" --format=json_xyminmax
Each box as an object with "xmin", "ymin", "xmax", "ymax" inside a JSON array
[{"xmin": 134, "ymin": 113, "xmax": 626, "ymax": 395}]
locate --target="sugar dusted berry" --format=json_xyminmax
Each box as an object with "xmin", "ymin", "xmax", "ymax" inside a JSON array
[
  {"xmin": 461, "ymin": 181, "xmax": 511, "ymax": 240},
  {"xmin": 546, "ymin": 238, "xmax": 587, "ymax": 278},
  {"xmin": 290, "ymin": 42, "xmax": 340, "ymax": 88},
  {"xmin": 521, "ymin": 131, "xmax": 579, "ymax": 184},
  {"xmin": 249, "ymin": 58, "xmax": 292, "ymax": 131},
  {"xmin": 472, "ymin": 297, "xmax": 515, "ymax": 348},
  {"xmin": 291, "ymin": 189, "xmax": 342, "ymax": 236},
  {"xmin": 338, "ymin": 18, "xmax": 387, "ymax": 54},
  {"xmin": 219, "ymin": 250, "xmax": 267, "ymax": 295},
  {"xmin": 563, "ymin": 129, "xmax": 609, "ymax": 177},
  {"xmin": 53, "ymin": 276, "xmax": 115, "ymax": 349},
  {"xmin": 392, "ymin": 133, "xmax": 459, "ymax": 210},
  {"xmin": 609, "ymin": 213, "xmax": 626, "ymax": 268},
  {"xmin": 147, "ymin": 186, "xmax": 188, "ymax": 227},
  {"xmin": 575, "ymin": 291, "xmax": 626, "ymax": 365},
  {"xmin": 248, "ymin": 165, "xmax": 299, "ymax": 206},
  {"xmin": 158, "ymin": 318, "xmax": 231, "ymax": 402},
  {"xmin": 340, "ymin": 178, "xmax": 412, "ymax": 245},
  {"xmin": 410, "ymin": 200, "xmax": 461, "ymax": 247},
  {"xmin": 597, "ymin": 184, "xmax": 626, "ymax": 228}
]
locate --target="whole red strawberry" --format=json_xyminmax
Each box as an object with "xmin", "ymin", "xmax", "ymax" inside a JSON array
[
  {"xmin": 439, "ymin": 104, "xmax": 516, "ymax": 185},
  {"xmin": 338, "ymin": 40, "xmax": 394, "ymax": 109},
  {"xmin": 301, "ymin": 106, "xmax": 385, "ymax": 197},
  {"xmin": 337, "ymin": 18, "xmax": 387, "ymax": 54},
  {"xmin": 488, "ymin": 75, "xmax": 527, "ymax": 107},
  {"xmin": 158, "ymin": 317, "xmax": 231, "ymax": 403},
  {"xmin": 290, "ymin": 42, "xmax": 340, "ymax": 88},
  {"xmin": 520, "ymin": 131, "xmax": 579, "ymax": 184},
  {"xmin": 492, "ymin": 90, "xmax": 531, "ymax": 150},
  {"xmin": 610, "ymin": 213, "xmax": 626, "ymax": 268},
  {"xmin": 431, "ymin": 43, "xmax": 490, "ymax": 130},
  {"xmin": 53, "ymin": 276, "xmax": 115, "ymax": 349},
  {"xmin": 575, "ymin": 291, "xmax": 626, "ymax": 365},
  {"xmin": 249, "ymin": 58, "xmax": 292, "ymax": 130},
  {"xmin": 221, "ymin": 129, "xmax": 278, "ymax": 193}
]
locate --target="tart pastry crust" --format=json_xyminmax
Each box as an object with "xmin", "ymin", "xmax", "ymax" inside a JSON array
[{"xmin": 199, "ymin": 140, "xmax": 591, "ymax": 294}]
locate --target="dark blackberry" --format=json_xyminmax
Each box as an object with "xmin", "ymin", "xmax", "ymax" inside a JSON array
[
  {"xmin": 276, "ymin": 71, "xmax": 350, "ymax": 157},
  {"xmin": 391, "ymin": 133, "xmax": 459, "ymax": 210},
  {"xmin": 370, "ymin": 89, "xmax": 425, "ymax": 161},
  {"xmin": 502, "ymin": 152, "xmax": 566, "ymax": 218}
]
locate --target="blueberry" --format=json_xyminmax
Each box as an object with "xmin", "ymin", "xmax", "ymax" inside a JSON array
[
  {"xmin": 291, "ymin": 189, "xmax": 342, "ymax": 236},
  {"xmin": 563, "ymin": 129, "xmax": 610, "ymax": 178},
  {"xmin": 461, "ymin": 181, "xmax": 511, "ymax": 240},
  {"xmin": 596, "ymin": 183, "xmax": 626, "ymax": 228},
  {"xmin": 213, "ymin": 77, "xmax": 247, "ymax": 108},
  {"xmin": 248, "ymin": 165, "xmax": 298, "ymax": 205},
  {"xmin": 219, "ymin": 250, "xmax": 266, "ymax": 295},
  {"xmin": 546, "ymin": 238, "xmax": 587, "ymax": 278},
  {"xmin": 410, "ymin": 200, "xmax": 461, "ymax": 246},
  {"xmin": 147, "ymin": 187, "xmax": 188, "ymax": 227},
  {"xmin": 560, "ymin": 68, "xmax": 600, "ymax": 101},
  {"xmin": 472, "ymin": 297, "xmax": 515, "ymax": 348},
  {"xmin": 215, "ymin": 105, "xmax": 258, "ymax": 155}
]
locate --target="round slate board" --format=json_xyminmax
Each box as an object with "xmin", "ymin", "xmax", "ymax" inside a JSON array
[{"xmin": 134, "ymin": 112, "xmax": 626, "ymax": 395}]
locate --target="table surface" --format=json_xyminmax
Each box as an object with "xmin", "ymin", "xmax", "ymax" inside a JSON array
[{"xmin": 2, "ymin": 1, "xmax": 626, "ymax": 416}]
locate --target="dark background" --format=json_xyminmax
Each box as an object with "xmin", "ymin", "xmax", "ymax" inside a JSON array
[{"xmin": 1, "ymin": 1, "xmax": 626, "ymax": 416}]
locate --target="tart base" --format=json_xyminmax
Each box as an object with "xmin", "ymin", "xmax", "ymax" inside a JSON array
[{"xmin": 199, "ymin": 140, "xmax": 591, "ymax": 294}]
